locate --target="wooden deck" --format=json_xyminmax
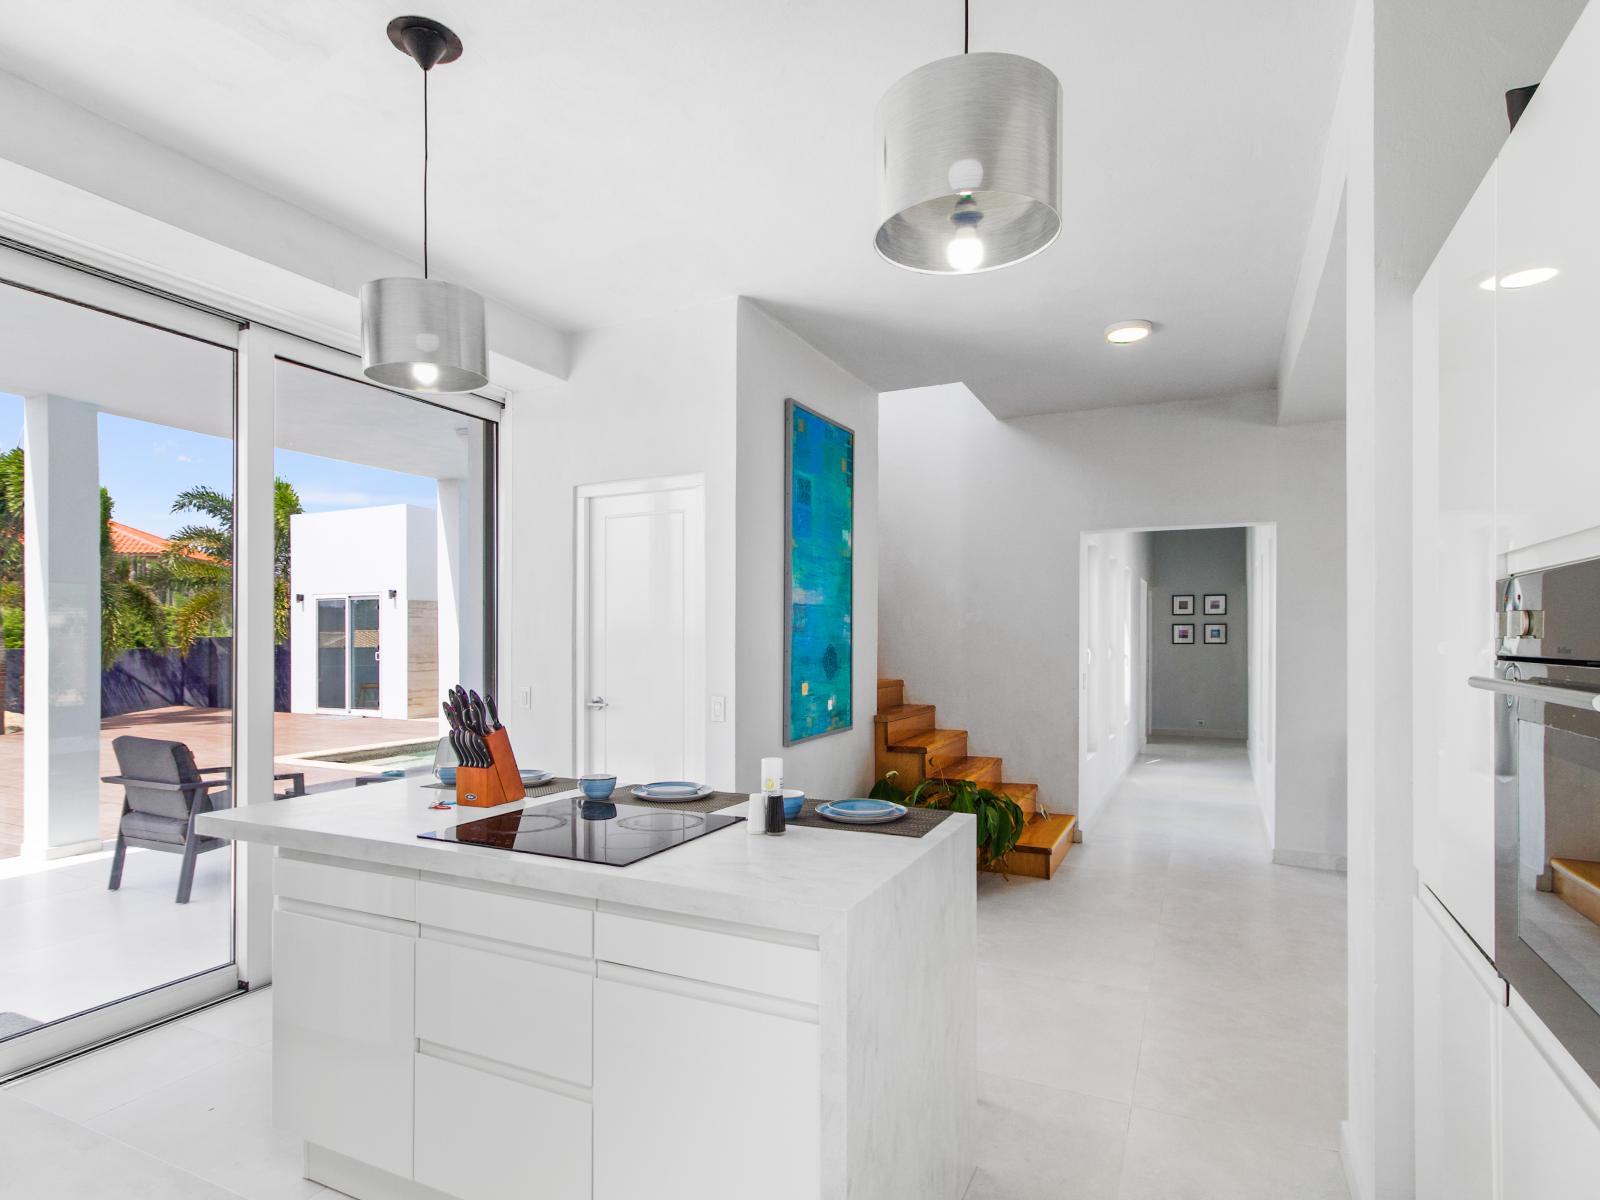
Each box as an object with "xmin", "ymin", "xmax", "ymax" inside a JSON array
[{"xmin": 0, "ymin": 707, "xmax": 440, "ymax": 859}]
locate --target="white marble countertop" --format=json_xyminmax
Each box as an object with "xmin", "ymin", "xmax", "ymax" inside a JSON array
[{"xmin": 198, "ymin": 778, "xmax": 971, "ymax": 936}]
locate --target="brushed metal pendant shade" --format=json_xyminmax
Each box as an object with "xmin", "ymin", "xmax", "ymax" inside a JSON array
[
  {"xmin": 361, "ymin": 15, "xmax": 488, "ymax": 394},
  {"xmin": 875, "ymin": 51, "xmax": 1062, "ymax": 274},
  {"xmin": 360, "ymin": 276, "xmax": 487, "ymax": 392}
]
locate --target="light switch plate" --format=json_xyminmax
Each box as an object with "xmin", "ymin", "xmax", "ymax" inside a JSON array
[
  {"xmin": 519, "ymin": 686, "xmax": 532, "ymax": 708},
  {"xmin": 710, "ymin": 695, "xmax": 726, "ymax": 722}
]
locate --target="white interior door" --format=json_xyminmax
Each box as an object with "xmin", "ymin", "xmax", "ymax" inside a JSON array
[{"xmin": 581, "ymin": 482, "xmax": 705, "ymax": 782}]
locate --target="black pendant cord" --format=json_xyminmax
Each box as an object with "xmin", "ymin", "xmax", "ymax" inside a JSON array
[
  {"xmin": 422, "ymin": 67, "xmax": 430, "ymax": 280},
  {"xmin": 964, "ymin": 0, "xmax": 969, "ymax": 53}
]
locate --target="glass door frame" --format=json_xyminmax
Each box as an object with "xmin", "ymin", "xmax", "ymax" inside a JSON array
[
  {"xmin": 312, "ymin": 592, "xmax": 383, "ymax": 715},
  {"xmin": 0, "ymin": 244, "xmax": 505, "ymax": 1077},
  {"xmin": 0, "ymin": 243, "xmax": 245, "ymax": 1078}
]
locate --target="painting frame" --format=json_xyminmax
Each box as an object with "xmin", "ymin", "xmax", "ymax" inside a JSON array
[
  {"xmin": 1172, "ymin": 594, "xmax": 1196, "ymax": 616},
  {"xmin": 1172, "ymin": 623, "xmax": 1196, "ymax": 645},
  {"xmin": 784, "ymin": 397, "xmax": 855, "ymax": 746},
  {"xmin": 1204, "ymin": 623, "xmax": 1228, "ymax": 645},
  {"xmin": 1204, "ymin": 593, "xmax": 1227, "ymax": 616}
]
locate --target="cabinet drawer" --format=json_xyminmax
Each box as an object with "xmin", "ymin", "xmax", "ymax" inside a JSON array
[
  {"xmin": 417, "ymin": 937, "xmax": 593, "ymax": 1085},
  {"xmin": 276, "ymin": 854, "xmax": 415, "ymax": 921},
  {"xmin": 415, "ymin": 1053, "xmax": 591, "ymax": 1200},
  {"xmin": 596, "ymin": 910, "xmax": 819, "ymax": 1004},
  {"xmin": 417, "ymin": 877, "xmax": 592, "ymax": 958}
]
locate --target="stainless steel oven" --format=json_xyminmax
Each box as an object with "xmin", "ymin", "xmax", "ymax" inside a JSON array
[{"xmin": 1472, "ymin": 555, "xmax": 1600, "ymax": 1085}]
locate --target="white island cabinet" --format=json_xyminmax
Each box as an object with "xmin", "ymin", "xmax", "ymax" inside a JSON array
[{"xmin": 199, "ymin": 779, "xmax": 976, "ymax": 1200}]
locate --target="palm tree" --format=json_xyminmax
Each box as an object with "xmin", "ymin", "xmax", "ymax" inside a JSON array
[
  {"xmin": 0, "ymin": 448, "xmax": 23, "ymax": 729},
  {"xmin": 159, "ymin": 478, "xmax": 303, "ymax": 652},
  {"xmin": 100, "ymin": 488, "xmax": 167, "ymax": 667}
]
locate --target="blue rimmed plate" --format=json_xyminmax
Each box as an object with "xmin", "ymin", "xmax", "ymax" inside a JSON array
[
  {"xmin": 816, "ymin": 798, "xmax": 907, "ymax": 825},
  {"xmin": 629, "ymin": 781, "xmax": 715, "ymax": 802}
]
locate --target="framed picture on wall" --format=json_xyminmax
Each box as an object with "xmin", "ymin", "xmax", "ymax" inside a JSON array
[
  {"xmin": 784, "ymin": 398, "xmax": 855, "ymax": 745},
  {"xmin": 1204, "ymin": 594, "xmax": 1227, "ymax": 615},
  {"xmin": 1204, "ymin": 623, "xmax": 1227, "ymax": 644},
  {"xmin": 1172, "ymin": 623, "xmax": 1195, "ymax": 645},
  {"xmin": 1172, "ymin": 594, "xmax": 1195, "ymax": 616}
]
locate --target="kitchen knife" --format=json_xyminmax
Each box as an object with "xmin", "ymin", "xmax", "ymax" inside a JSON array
[
  {"xmin": 484, "ymin": 693, "xmax": 501, "ymax": 731},
  {"xmin": 469, "ymin": 691, "xmax": 490, "ymax": 735}
]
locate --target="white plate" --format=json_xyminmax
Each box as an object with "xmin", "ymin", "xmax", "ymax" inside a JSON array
[
  {"xmin": 629, "ymin": 782, "xmax": 715, "ymax": 802},
  {"xmin": 520, "ymin": 770, "xmax": 556, "ymax": 785},
  {"xmin": 816, "ymin": 799, "xmax": 908, "ymax": 825}
]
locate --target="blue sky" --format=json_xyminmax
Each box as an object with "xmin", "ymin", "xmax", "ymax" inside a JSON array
[{"xmin": 0, "ymin": 393, "xmax": 435, "ymax": 537}]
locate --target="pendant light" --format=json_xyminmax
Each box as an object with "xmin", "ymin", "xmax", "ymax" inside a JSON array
[
  {"xmin": 361, "ymin": 15, "xmax": 488, "ymax": 393},
  {"xmin": 874, "ymin": 0, "xmax": 1062, "ymax": 275}
]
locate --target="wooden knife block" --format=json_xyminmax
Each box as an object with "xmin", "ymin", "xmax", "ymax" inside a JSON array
[{"xmin": 453, "ymin": 729, "xmax": 527, "ymax": 808}]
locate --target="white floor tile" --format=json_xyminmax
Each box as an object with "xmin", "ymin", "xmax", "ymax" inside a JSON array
[
  {"xmin": 0, "ymin": 1092, "xmax": 243, "ymax": 1199},
  {"xmin": 964, "ymin": 1074, "xmax": 1129, "ymax": 1200},
  {"xmin": 7, "ymin": 1021, "xmax": 249, "ymax": 1123},
  {"xmin": 86, "ymin": 1045, "xmax": 323, "ymax": 1200},
  {"xmin": 1116, "ymin": 1107, "xmax": 1348, "ymax": 1199}
]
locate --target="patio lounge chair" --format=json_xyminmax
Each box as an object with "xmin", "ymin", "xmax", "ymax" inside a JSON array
[{"xmin": 104, "ymin": 736, "xmax": 232, "ymax": 904}]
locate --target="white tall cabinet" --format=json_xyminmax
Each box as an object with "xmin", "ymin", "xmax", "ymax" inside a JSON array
[{"xmin": 1412, "ymin": 3, "xmax": 1600, "ymax": 1192}]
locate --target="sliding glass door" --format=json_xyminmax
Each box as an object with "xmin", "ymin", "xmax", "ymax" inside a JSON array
[{"xmin": 0, "ymin": 247, "xmax": 242, "ymax": 1075}]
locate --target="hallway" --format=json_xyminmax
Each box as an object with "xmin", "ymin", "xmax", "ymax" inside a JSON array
[{"xmin": 968, "ymin": 739, "xmax": 1348, "ymax": 1199}]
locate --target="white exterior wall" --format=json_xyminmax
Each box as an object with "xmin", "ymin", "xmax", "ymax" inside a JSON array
[{"xmin": 288, "ymin": 504, "xmax": 436, "ymax": 722}]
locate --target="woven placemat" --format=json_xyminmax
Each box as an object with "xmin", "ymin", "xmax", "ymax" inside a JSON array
[
  {"xmin": 614, "ymin": 787, "xmax": 748, "ymax": 814},
  {"xmin": 786, "ymin": 799, "xmax": 953, "ymax": 839}
]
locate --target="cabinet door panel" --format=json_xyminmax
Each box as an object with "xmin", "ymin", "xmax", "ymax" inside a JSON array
[
  {"xmin": 593, "ymin": 975, "xmax": 820, "ymax": 1200},
  {"xmin": 1496, "ymin": 8, "xmax": 1600, "ymax": 553},
  {"xmin": 414, "ymin": 1054, "xmax": 590, "ymax": 1200},
  {"xmin": 273, "ymin": 909, "xmax": 415, "ymax": 1178},
  {"xmin": 1413, "ymin": 897, "xmax": 1498, "ymax": 1200},
  {"xmin": 416, "ymin": 937, "xmax": 593, "ymax": 1085},
  {"xmin": 1413, "ymin": 169, "xmax": 1498, "ymax": 952},
  {"xmin": 1500, "ymin": 1003, "xmax": 1600, "ymax": 1191}
]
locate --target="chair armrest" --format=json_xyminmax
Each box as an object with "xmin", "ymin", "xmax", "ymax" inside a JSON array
[
  {"xmin": 198, "ymin": 765, "xmax": 232, "ymax": 777},
  {"xmin": 100, "ymin": 775, "xmax": 228, "ymax": 793}
]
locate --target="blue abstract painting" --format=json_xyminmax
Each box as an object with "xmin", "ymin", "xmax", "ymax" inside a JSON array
[{"xmin": 785, "ymin": 399, "xmax": 853, "ymax": 745}]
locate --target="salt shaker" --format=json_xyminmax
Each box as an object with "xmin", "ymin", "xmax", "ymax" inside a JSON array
[
  {"xmin": 765, "ymin": 791, "xmax": 787, "ymax": 836},
  {"xmin": 746, "ymin": 791, "xmax": 767, "ymax": 836}
]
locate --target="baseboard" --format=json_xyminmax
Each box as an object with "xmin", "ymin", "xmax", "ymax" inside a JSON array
[
  {"xmin": 1339, "ymin": 1120, "xmax": 1368, "ymax": 1200},
  {"xmin": 1273, "ymin": 846, "xmax": 1348, "ymax": 873},
  {"xmin": 1147, "ymin": 727, "xmax": 1248, "ymax": 741}
]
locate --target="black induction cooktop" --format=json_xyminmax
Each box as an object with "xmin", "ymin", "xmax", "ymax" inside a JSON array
[{"xmin": 419, "ymin": 794, "xmax": 744, "ymax": 866}]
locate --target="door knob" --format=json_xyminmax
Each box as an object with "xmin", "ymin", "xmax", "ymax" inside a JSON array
[{"xmin": 586, "ymin": 696, "xmax": 609, "ymax": 710}]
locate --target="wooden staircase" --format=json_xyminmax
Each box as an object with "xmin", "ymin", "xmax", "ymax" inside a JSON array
[{"xmin": 875, "ymin": 677, "xmax": 1076, "ymax": 879}]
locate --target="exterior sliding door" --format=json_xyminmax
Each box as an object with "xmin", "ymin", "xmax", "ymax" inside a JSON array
[{"xmin": 0, "ymin": 247, "xmax": 243, "ymax": 1075}]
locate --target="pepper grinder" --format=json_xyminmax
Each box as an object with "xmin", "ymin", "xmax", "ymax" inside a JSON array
[{"xmin": 764, "ymin": 790, "xmax": 787, "ymax": 836}]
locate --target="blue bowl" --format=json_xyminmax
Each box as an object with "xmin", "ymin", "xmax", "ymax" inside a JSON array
[
  {"xmin": 781, "ymin": 788, "xmax": 805, "ymax": 819},
  {"xmin": 435, "ymin": 766, "xmax": 457, "ymax": 786},
  {"xmin": 580, "ymin": 773, "xmax": 617, "ymax": 801}
]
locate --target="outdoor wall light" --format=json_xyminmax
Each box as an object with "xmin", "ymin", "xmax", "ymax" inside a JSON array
[{"xmin": 360, "ymin": 16, "xmax": 488, "ymax": 394}]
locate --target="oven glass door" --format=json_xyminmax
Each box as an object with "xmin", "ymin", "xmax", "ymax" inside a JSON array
[{"xmin": 1493, "ymin": 662, "xmax": 1600, "ymax": 1083}]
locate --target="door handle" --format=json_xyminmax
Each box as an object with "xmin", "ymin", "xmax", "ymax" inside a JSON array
[
  {"xmin": 1468, "ymin": 675, "xmax": 1600, "ymax": 712},
  {"xmin": 586, "ymin": 696, "xmax": 609, "ymax": 710}
]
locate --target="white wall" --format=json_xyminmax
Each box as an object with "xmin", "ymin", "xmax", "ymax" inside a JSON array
[
  {"xmin": 1147, "ymin": 527, "xmax": 1249, "ymax": 739},
  {"xmin": 507, "ymin": 298, "xmax": 876, "ymax": 797},
  {"xmin": 287, "ymin": 504, "xmax": 435, "ymax": 722},
  {"xmin": 877, "ymin": 385, "xmax": 1346, "ymax": 864},
  {"xmin": 1247, "ymin": 524, "xmax": 1279, "ymax": 846},
  {"xmin": 1077, "ymin": 528, "xmax": 1152, "ymax": 829},
  {"xmin": 734, "ymin": 300, "xmax": 879, "ymax": 802}
]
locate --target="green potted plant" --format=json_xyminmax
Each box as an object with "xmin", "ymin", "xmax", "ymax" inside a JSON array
[{"xmin": 869, "ymin": 771, "xmax": 1026, "ymax": 868}]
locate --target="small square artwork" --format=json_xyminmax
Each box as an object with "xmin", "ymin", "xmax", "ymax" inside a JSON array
[
  {"xmin": 1172, "ymin": 623, "xmax": 1195, "ymax": 645},
  {"xmin": 1204, "ymin": 594, "xmax": 1227, "ymax": 616},
  {"xmin": 1204, "ymin": 623, "xmax": 1227, "ymax": 644},
  {"xmin": 1172, "ymin": 594, "xmax": 1196, "ymax": 616}
]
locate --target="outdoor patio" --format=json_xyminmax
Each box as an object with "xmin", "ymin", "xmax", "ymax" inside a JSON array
[{"xmin": 0, "ymin": 708, "xmax": 441, "ymax": 859}]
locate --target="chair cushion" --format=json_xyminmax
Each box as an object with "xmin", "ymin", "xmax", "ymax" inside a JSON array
[
  {"xmin": 120, "ymin": 809, "xmax": 188, "ymax": 845},
  {"xmin": 112, "ymin": 736, "xmax": 203, "ymax": 821}
]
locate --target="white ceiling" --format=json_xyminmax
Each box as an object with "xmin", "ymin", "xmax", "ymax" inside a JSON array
[{"xmin": 3, "ymin": 0, "xmax": 1351, "ymax": 419}]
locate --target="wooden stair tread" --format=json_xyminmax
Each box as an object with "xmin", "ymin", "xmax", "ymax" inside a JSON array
[
  {"xmin": 1550, "ymin": 858, "xmax": 1600, "ymax": 927},
  {"xmin": 934, "ymin": 755, "xmax": 1002, "ymax": 781},
  {"xmin": 991, "ymin": 782, "xmax": 1039, "ymax": 815},
  {"xmin": 985, "ymin": 814, "xmax": 1076, "ymax": 880},
  {"xmin": 877, "ymin": 677, "xmax": 905, "ymax": 689},
  {"xmin": 888, "ymin": 727, "xmax": 967, "ymax": 751},
  {"xmin": 875, "ymin": 703, "xmax": 934, "ymax": 723},
  {"xmin": 1551, "ymin": 858, "xmax": 1600, "ymax": 889}
]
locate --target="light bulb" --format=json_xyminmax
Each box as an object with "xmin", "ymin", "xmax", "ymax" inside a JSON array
[
  {"xmin": 946, "ymin": 227, "xmax": 985, "ymax": 272},
  {"xmin": 1499, "ymin": 266, "xmax": 1558, "ymax": 289},
  {"xmin": 410, "ymin": 362, "xmax": 441, "ymax": 387},
  {"xmin": 1104, "ymin": 320, "xmax": 1154, "ymax": 345}
]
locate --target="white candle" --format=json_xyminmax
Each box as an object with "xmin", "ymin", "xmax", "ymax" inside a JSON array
[{"xmin": 760, "ymin": 757, "xmax": 784, "ymax": 793}]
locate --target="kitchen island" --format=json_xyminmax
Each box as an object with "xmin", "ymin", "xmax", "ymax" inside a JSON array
[{"xmin": 198, "ymin": 778, "xmax": 975, "ymax": 1200}]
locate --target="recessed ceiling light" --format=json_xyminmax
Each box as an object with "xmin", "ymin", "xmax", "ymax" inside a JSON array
[
  {"xmin": 1479, "ymin": 267, "xmax": 1559, "ymax": 291},
  {"xmin": 1105, "ymin": 320, "xmax": 1153, "ymax": 345}
]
